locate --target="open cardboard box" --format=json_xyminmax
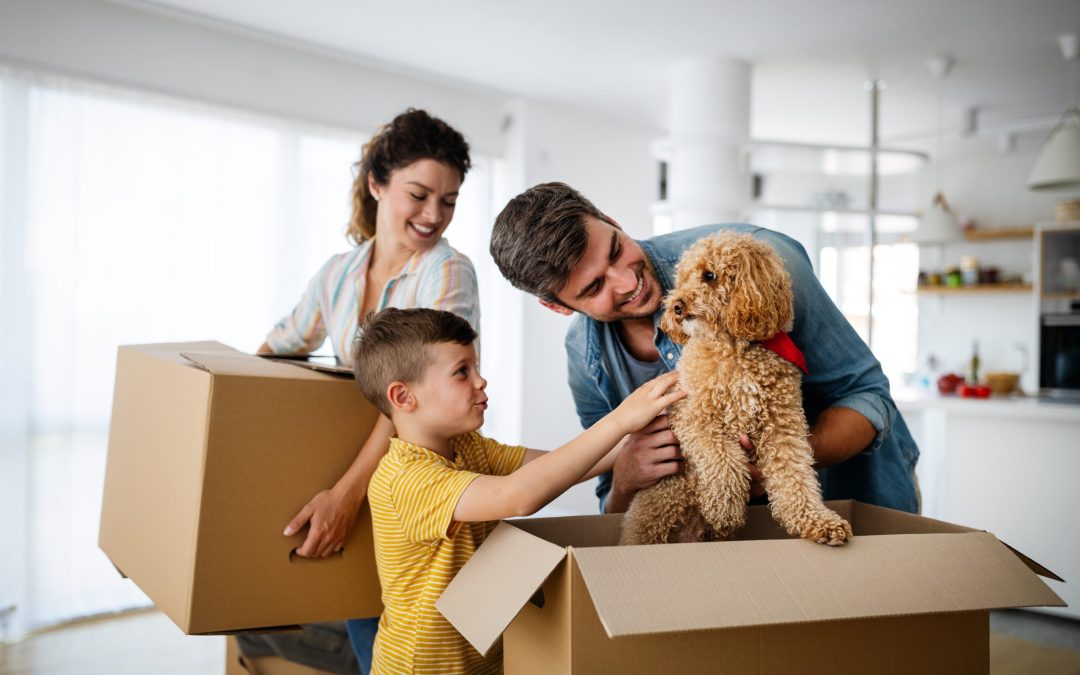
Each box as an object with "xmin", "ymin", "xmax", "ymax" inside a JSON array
[
  {"xmin": 98, "ymin": 341, "xmax": 383, "ymax": 635},
  {"xmin": 439, "ymin": 501, "xmax": 1066, "ymax": 674}
]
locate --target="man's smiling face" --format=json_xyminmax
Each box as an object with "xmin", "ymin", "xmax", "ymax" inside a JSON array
[{"xmin": 548, "ymin": 217, "xmax": 663, "ymax": 322}]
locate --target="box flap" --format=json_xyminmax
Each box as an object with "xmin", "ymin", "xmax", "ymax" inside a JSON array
[
  {"xmin": 437, "ymin": 522, "xmax": 567, "ymax": 656},
  {"xmin": 850, "ymin": 502, "xmax": 1064, "ymax": 581},
  {"xmin": 260, "ymin": 354, "xmax": 354, "ymax": 376},
  {"xmin": 572, "ymin": 532, "xmax": 1065, "ymax": 638},
  {"xmin": 181, "ymin": 351, "xmax": 331, "ymax": 380}
]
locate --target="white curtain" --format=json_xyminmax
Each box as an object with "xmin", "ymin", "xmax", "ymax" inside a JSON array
[{"xmin": 0, "ymin": 63, "xmax": 501, "ymax": 637}]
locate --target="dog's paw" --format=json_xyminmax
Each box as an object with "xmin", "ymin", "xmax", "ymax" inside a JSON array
[{"xmin": 806, "ymin": 516, "xmax": 853, "ymax": 546}]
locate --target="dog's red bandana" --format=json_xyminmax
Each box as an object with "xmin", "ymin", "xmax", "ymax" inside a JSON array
[{"xmin": 758, "ymin": 332, "xmax": 808, "ymax": 375}]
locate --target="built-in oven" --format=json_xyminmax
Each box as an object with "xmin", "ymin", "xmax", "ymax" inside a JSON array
[
  {"xmin": 1040, "ymin": 313, "xmax": 1080, "ymax": 397},
  {"xmin": 1038, "ymin": 223, "xmax": 1080, "ymax": 399}
]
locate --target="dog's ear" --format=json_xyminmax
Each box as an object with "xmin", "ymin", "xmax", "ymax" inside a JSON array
[{"xmin": 723, "ymin": 238, "xmax": 794, "ymax": 341}]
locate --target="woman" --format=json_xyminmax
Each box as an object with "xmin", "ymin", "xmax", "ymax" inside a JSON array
[{"xmin": 259, "ymin": 108, "xmax": 478, "ymax": 672}]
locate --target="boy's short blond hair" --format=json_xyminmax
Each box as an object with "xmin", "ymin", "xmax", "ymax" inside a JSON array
[{"xmin": 352, "ymin": 307, "xmax": 477, "ymax": 416}]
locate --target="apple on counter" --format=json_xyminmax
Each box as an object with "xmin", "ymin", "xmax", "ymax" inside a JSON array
[
  {"xmin": 957, "ymin": 383, "xmax": 992, "ymax": 399},
  {"xmin": 937, "ymin": 373, "xmax": 965, "ymax": 394}
]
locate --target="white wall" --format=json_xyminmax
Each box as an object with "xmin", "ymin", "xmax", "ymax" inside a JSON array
[{"xmin": 0, "ymin": 0, "xmax": 507, "ymax": 155}]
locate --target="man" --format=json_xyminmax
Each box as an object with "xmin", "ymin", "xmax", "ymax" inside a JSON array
[{"xmin": 490, "ymin": 182, "xmax": 918, "ymax": 515}]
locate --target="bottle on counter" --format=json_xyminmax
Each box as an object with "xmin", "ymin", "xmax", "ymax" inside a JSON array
[
  {"xmin": 969, "ymin": 340, "xmax": 981, "ymax": 384},
  {"xmin": 960, "ymin": 256, "xmax": 980, "ymax": 286}
]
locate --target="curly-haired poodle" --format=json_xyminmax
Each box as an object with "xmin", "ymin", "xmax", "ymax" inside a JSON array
[{"xmin": 619, "ymin": 232, "xmax": 852, "ymax": 546}]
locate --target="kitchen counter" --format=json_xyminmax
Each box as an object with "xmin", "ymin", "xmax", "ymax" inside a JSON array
[
  {"xmin": 897, "ymin": 388, "xmax": 1079, "ymax": 620},
  {"xmin": 894, "ymin": 388, "xmax": 1080, "ymax": 422}
]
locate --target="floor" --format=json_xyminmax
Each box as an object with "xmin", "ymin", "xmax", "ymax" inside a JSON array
[{"xmin": 3, "ymin": 608, "xmax": 1080, "ymax": 675}]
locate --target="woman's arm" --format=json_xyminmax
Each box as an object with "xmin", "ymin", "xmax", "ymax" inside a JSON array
[{"xmin": 285, "ymin": 413, "xmax": 395, "ymax": 557}]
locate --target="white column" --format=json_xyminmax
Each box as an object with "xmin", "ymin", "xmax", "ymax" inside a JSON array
[{"xmin": 668, "ymin": 58, "xmax": 752, "ymax": 231}]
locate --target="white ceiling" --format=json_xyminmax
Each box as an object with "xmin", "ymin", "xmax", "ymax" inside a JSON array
[{"xmin": 125, "ymin": 0, "xmax": 1079, "ymax": 143}]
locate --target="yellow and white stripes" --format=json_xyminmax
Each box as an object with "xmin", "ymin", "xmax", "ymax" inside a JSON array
[{"xmin": 367, "ymin": 432, "xmax": 525, "ymax": 674}]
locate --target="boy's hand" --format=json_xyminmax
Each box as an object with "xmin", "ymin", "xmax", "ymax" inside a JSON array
[{"xmin": 613, "ymin": 371, "xmax": 686, "ymax": 433}]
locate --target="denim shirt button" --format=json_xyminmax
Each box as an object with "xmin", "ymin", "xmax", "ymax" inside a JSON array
[{"xmin": 666, "ymin": 352, "xmax": 674, "ymax": 360}]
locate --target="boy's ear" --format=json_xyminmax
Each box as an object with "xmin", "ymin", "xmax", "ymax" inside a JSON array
[
  {"xmin": 386, "ymin": 381, "xmax": 415, "ymax": 412},
  {"xmin": 539, "ymin": 298, "xmax": 574, "ymax": 316}
]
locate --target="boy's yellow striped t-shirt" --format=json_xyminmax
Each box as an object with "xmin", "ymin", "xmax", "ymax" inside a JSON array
[{"xmin": 368, "ymin": 431, "xmax": 527, "ymax": 675}]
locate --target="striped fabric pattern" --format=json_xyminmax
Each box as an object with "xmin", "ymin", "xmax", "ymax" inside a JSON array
[
  {"xmin": 265, "ymin": 236, "xmax": 480, "ymax": 366},
  {"xmin": 368, "ymin": 432, "xmax": 527, "ymax": 675}
]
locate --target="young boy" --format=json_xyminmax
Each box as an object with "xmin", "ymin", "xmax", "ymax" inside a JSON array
[{"xmin": 352, "ymin": 307, "xmax": 684, "ymax": 674}]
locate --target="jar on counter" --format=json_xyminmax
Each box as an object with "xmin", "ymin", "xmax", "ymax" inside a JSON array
[
  {"xmin": 960, "ymin": 256, "xmax": 980, "ymax": 286},
  {"xmin": 944, "ymin": 266, "xmax": 963, "ymax": 288}
]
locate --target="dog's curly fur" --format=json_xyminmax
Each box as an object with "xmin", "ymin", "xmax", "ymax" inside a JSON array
[{"xmin": 619, "ymin": 232, "xmax": 853, "ymax": 547}]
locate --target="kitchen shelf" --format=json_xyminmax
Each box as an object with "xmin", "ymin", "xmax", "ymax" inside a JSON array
[
  {"xmin": 963, "ymin": 226, "xmax": 1034, "ymax": 241},
  {"xmin": 917, "ymin": 283, "xmax": 1032, "ymax": 294}
]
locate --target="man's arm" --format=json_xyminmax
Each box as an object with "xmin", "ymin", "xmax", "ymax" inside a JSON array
[{"xmin": 808, "ymin": 407, "xmax": 877, "ymax": 467}]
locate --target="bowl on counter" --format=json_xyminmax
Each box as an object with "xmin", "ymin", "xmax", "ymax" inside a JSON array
[{"xmin": 984, "ymin": 371, "xmax": 1020, "ymax": 395}]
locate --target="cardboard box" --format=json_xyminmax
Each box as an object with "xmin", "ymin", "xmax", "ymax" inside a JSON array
[
  {"xmin": 438, "ymin": 501, "xmax": 1065, "ymax": 674},
  {"xmin": 99, "ymin": 341, "xmax": 382, "ymax": 634},
  {"xmin": 226, "ymin": 636, "xmax": 342, "ymax": 675}
]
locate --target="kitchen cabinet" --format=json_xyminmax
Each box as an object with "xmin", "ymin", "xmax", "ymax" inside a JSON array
[
  {"xmin": 916, "ymin": 283, "xmax": 1032, "ymax": 294},
  {"xmin": 898, "ymin": 392, "xmax": 1080, "ymax": 620}
]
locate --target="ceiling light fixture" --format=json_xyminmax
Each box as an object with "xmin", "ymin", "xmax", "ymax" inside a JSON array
[
  {"xmin": 1029, "ymin": 33, "xmax": 1080, "ymax": 222},
  {"xmin": 911, "ymin": 55, "xmax": 963, "ymax": 244}
]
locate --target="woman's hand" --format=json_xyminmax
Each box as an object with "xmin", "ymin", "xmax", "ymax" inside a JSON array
[{"xmin": 284, "ymin": 485, "xmax": 365, "ymax": 558}]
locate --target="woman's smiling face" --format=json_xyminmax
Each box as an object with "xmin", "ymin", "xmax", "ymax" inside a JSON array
[{"xmin": 370, "ymin": 158, "xmax": 462, "ymax": 252}]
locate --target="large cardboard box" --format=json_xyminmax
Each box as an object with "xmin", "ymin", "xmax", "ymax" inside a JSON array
[
  {"xmin": 99, "ymin": 341, "xmax": 382, "ymax": 634},
  {"xmin": 439, "ymin": 501, "xmax": 1065, "ymax": 674}
]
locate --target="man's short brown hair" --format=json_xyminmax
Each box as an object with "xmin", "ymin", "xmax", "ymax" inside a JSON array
[
  {"xmin": 489, "ymin": 182, "xmax": 614, "ymax": 302},
  {"xmin": 352, "ymin": 307, "xmax": 477, "ymax": 417}
]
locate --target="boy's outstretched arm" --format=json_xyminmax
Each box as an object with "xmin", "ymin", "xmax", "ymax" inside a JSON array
[{"xmin": 453, "ymin": 371, "xmax": 684, "ymax": 523}]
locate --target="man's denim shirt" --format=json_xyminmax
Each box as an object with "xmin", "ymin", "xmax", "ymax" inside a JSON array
[{"xmin": 566, "ymin": 224, "xmax": 920, "ymax": 514}]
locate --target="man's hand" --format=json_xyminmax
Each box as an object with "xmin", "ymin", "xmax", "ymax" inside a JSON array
[
  {"xmin": 284, "ymin": 486, "xmax": 363, "ymax": 558},
  {"xmin": 605, "ymin": 415, "xmax": 684, "ymax": 513},
  {"xmin": 739, "ymin": 434, "xmax": 766, "ymax": 500}
]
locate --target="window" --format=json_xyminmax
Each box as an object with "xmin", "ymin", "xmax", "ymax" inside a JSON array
[{"xmin": 0, "ymin": 63, "xmax": 502, "ymax": 635}]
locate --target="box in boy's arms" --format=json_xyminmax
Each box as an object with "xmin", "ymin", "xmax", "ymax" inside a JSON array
[
  {"xmin": 98, "ymin": 341, "xmax": 382, "ymax": 634},
  {"xmin": 438, "ymin": 500, "xmax": 1065, "ymax": 675}
]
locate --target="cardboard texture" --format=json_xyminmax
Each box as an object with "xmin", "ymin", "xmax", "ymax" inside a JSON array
[
  {"xmin": 99, "ymin": 342, "xmax": 382, "ymax": 635},
  {"xmin": 440, "ymin": 501, "xmax": 1065, "ymax": 674}
]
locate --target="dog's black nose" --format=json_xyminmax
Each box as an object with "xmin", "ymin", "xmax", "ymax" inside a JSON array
[{"xmin": 672, "ymin": 299, "xmax": 684, "ymax": 316}]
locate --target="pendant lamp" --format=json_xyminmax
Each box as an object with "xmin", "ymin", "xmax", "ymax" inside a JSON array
[
  {"xmin": 1029, "ymin": 34, "xmax": 1080, "ymax": 222},
  {"xmin": 911, "ymin": 56, "xmax": 963, "ymax": 244}
]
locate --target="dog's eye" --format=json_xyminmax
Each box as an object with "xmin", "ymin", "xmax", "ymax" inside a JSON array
[{"xmin": 702, "ymin": 270, "xmax": 716, "ymax": 283}]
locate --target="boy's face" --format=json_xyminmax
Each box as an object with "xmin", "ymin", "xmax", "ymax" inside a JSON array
[{"xmin": 407, "ymin": 341, "xmax": 487, "ymax": 437}]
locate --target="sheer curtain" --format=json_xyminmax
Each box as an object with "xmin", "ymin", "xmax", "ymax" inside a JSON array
[{"xmin": 0, "ymin": 63, "xmax": 500, "ymax": 638}]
